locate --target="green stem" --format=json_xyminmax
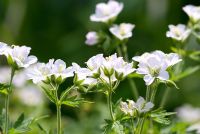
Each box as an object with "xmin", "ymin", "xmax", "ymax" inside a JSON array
[
  {"xmin": 56, "ymin": 104, "xmax": 61, "ymax": 134},
  {"xmin": 107, "ymin": 91, "xmax": 114, "ymax": 121},
  {"xmin": 116, "ymin": 46, "xmax": 122, "ymax": 57},
  {"xmin": 131, "ymin": 118, "xmax": 134, "ymax": 134},
  {"xmin": 135, "ymin": 117, "xmax": 145, "ymax": 134},
  {"xmin": 107, "ymin": 77, "xmax": 114, "ymax": 121},
  {"xmin": 150, "ymin": 88, "xmax": 158, "ymax": 103},
  {"xmin": 53, "ymin": 84, "xmax": 62, "ymax": 134},
  {"xmin": 135, "ymin": 85, "xmax": 157, "ymax": 134},
  {"xmin": 160, "ymin": 87, "xmax": 170, "ymax": 107},
  {"xmin": 60, "ymin": 85, "xmax": 75, "ymax": 102},
  {"xmin": 4, "ymin": 68, "xmax": 15, "ymax": 134},
  {"xmin": 128, "ymin": 79, "xmax": 139, "ymax": 100}
]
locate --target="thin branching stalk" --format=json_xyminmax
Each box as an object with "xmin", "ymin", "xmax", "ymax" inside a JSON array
[
  {"xmin": 60, "ymin": 85, "xmax": 75, "ymax": 102},
  {"xmin": 107, "ymin": 77, "xmax": 115, "ymax": 121},
  {"xmin": 160, "ymin": 87, "xmax": 170, "ymax": 107},
  {"xmin": 53, "ymin": 84, "xmax": 62, "ymax": 134},
  {"xmin": 136, "ymin": 84, "xmax": 158, "ymax": 134},
  {"xmin": 4, "ymin": 68, "xmax": 15, "ymax": 134}
]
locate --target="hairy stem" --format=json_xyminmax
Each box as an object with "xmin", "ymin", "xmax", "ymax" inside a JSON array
[{"xmin": 4, "ymin": 68, "xmax": 15, "ymax": 134}]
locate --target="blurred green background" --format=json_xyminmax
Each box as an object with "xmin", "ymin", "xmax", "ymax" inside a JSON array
[{"xmin": 0, "ymin": 0, "xmax": 200, "ymax": 133}]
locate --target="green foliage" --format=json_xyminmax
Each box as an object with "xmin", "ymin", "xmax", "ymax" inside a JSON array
[
  {"xmin": 150, "ymin": 109, "xmax": 176, "ymax": 125},
  {"xmin": 41, "ymin": 86, "xmax": 56, "ymax": 103},
  {"xmin": 171, "ymin": 66, "xmax": 200, "ymax": 81},
  {"xmin": 103, "ymin": 120, "xmax": 124, "ymax": 134},
  {"xmin": 0, "ymin": 83, "xmax": 9, "ymax": 95},
  {"xmin": 62, "ymin": 95, "xmax": 91, "ymax": 108}
]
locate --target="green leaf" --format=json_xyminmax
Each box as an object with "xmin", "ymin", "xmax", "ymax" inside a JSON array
[
  {"xmin": 41, "ymin": 86, "xmax": 56, "ymax": 103},
  {"xmin": 189, "ymin": 51, "xmax": 200, "ymax": 61},
  {"xmin": 0, "ymin": 83, "xmax": 9, "ymax": 95},
  {"xmin": 103, "ymin": 120, "xmax": 124, "ymax": 134},
  {"xmin": 127, "ymin": 73, "xmax": 143, "ymax": 78},
  {"xmin": 150, "ymin": 108, "xmax": 176, "ymax": 125},
  {"xmin": 14, "ymin": 113, "xmax": 25, "ymax": 128},
  {"xmin": 37, "ymin": 123, "xmax": 48, "ymax": 134},
  {"xmin": 171, "ymin": 66, "xmax": 200, "ymax": 81},
  {"xmin": 62, "ymin": 96, "xmax": 92, "ymax": 108},
  {"xmin": 170, "ymin": 122, "xmax": 189, "ymax": 134},
  {"xmin": 165, "ymin": 80, "xmax": 179, "ymax": 89}
]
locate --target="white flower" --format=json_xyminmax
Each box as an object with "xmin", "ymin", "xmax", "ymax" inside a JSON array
[
  {"xmin": 0, "ymin": 67, "xmax": 27, "ymax": 87},
  {"xmin": 114, "ymin": 58, "xmax": 135, "ymax": 78},
  {"xmin": 26, "ymin": 63, "xmax": 51, "ymax": 84},
  {"xmin": 134, "ymin": 97, "xmax": 154, "ymax": 113},
  {"xmin": 109, "ymin": 23, "xmax": 135, "ymax": 40},
  {"xmin": 0, "ymin": 42, "xmax": 10, "ymax": 55},
  {"xmin": 47, "ymin": 59, "xmax": 74, "ymax": 80},
  {"xmin": 86, "ymin": 54, "xmax": 105, "ymax": 75},
  {"xmin": 72, "ymin": 63, "xmax": 97, "ymax": 85},
  {"xmin": 166, "ymin": 24, "xmax": 191, "ymax": 42},
  {"xmin": 85, "ymin": 31, "xmax": 99, "ymax": 46},
  {"xmin": 165, "ymin": 53, "xmax": 182, "ymax": 67},
  {"xmin": 86, "ymin": 53, "xmax": 135, "ymax": 83},
  {"xmin": 133, "ymin": 50, "xmax": 181, "ymax": 85},
  {"xmin": 16, "ymin": 85, "xmax": 44, "ymax": 106},
  {"xmin": 120, "ymin": 97, "xmax": 154, "ymax": 116},
  {"xmin": 120, "ymin": 101, "xmax": 135, "ymax": 116},
  {"xmin": 27, "ymin": 59, "xmax": 74, "ymax": 84},
  {"xmin": 6, "ymin": 45, "xmax": 37, "ymax": 68},
  {"xmin": 187, "ymin": 123, "xmax": 200, "ymax": 134},
  {"xmin": 183, "ymin": 5, "xmax": 200, "ymax": 23},
  {"xmin": 176, "ymin": 105, "xmax": 200, "ymax": 123},
  {"xmin": 90, "ymin": 0, "xmax": 123, "ymax": 23}
]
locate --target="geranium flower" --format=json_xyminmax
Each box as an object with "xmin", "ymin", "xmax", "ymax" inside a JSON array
[
  {"xmin": 26, "ymin": 59, "xmax": 74, "ymax": 84},
  {"xmin": 90, "ymin": 0, "xmax": 123, "ymax": 23},
  {"xmin": 183, "ymin": 5, "xmax": 200, "ymax": 23},
  {"xmin": 133, "ymin": 50, "xmax": 181, "ymax": 85},
  {"xmin": 86, "ymin": 54, "xmax": 105, "ymax": 75},
  {"xmin": 72, "ymin": 63, "xmax": 97, "ymax": 85},
  {"xmin": 26, "ymin": 63, "xmax": 51, "ymax": 84},
  {"xmin": 0, "ymin": 42, "xmax": 10, "ymax": 55},
  {"xmin": 109, "ymin": 23, "xmax": 135, "ymax": 40},
  {"xmin": 6, "ymin": 45, "xmax": 37, "ymax": 68},
  {"xmin": 47, "ymin": 59, "xmax": 74, "ymax": 80},
  {"xmin": 85, "ymin": 31, "xmax": 99, "ymax": 46},
  {"xmin": 166, "ymin": 24, "xmax": 191, "ymax": 42},
  {"xmin": 120, "ymin": 97, "xmax": 154, "ymax": 116}
]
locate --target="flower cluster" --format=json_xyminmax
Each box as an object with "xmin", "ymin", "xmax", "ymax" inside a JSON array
[
  {"xmin": 0, "ymin": 42, "xmax": 37, "ymax": 69},
  {"xmin": 26, "ymin": 59, "xmax": 74, "ymax": 84},
  {"xmin": 86, "ymin": 53, "xmax": 135, "ymax": 83},
  {"xmin": 120, "ymin": 97, "xmax": 154, "ymax": 116},
  {"xmin": 133, "ymin": 50, "xmax": 182, "ymax": 85},
  {"xmin": 85, "ymin": 0, "xmax": 135, "ymax": 46}
]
